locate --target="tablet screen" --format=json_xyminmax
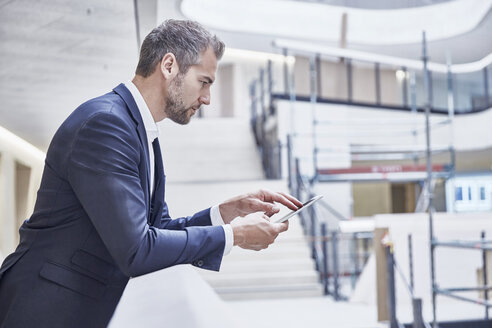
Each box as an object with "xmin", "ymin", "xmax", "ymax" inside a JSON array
[{"xmin": 274, "ymin": 195, "xmax": 323, "ymax": 223}]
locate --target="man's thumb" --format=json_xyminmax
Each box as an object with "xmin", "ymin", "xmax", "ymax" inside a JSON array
[{"xmin": 274, "ymin": 222, "xmax": 289, "ymax": 233}]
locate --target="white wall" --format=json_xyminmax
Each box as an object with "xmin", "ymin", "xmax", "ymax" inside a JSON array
[{"xmin": 276, "ymin": 100, "xmax": 492, "ymax": 154}]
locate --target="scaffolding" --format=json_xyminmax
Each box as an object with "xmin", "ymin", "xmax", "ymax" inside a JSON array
[{"xmin": 250, "ymin": 31, "xmax": 492, "ymax": 327}]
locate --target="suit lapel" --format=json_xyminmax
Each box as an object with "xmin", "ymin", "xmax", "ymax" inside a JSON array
[{"xmin": 113, "ymin": 83, "xmax": 152, "ymax": 211}]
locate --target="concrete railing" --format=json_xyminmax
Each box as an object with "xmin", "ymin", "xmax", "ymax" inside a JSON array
[{"xmin": 109, "ymin": 265, "xmax": 247, "ymax": 328}]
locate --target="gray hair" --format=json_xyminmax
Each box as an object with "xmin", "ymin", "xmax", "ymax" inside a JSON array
[{"xmin": 135, "ymin": 19, "xmax": 225, "ymax": 77}]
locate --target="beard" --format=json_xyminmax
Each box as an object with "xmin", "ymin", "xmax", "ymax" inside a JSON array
[{"xmin": 165, "ymin": 74, "xmax": 193, "ymax": 125}]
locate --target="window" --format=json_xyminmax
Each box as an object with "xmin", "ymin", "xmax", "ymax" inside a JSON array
[
  {"xmin": 447, "ymin": 178, "xmax": 492, "ymax": 212},
  {"xmin": 455, "ymin": 186, "xmax": 463, "ymax": 201}
]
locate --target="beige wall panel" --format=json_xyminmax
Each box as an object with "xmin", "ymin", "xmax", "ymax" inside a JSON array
[
  {"xmin": 379, "ymin": 67, "xmax": 400, "ymax": 106},
  {"xmin": 374, "ymin": 227, "xmax": 389, "ymax": 322},
  {"xmin": 353, "ymin": 182, "xmax": 392, "ymax": 216},
  {"xmin": 405, "ymin": 183, "xmax": 416, "ymax": 213},
  {"xmin": 320, "ymin": 60, "xmax": 348, "ymax": 100},
  {"xmin": 294, "ymin": 56, "xmax": 310, "ymax": 97},
  {"xmin": 352, "ymin": 64, "xmax": 376, "ymax": 103}
]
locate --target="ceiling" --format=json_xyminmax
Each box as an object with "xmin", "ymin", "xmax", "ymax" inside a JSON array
[
  {"xmin": 200, "ymin": 0, "xmax": 492, "ymax": 64},
  {"xmin": 182, "ymin": 0, "xmax": 491, "ymax": 46},
  {"xmin": 0, "ymin": 0, "xmax": 491, "ymax": 151},
  {"xmin": 0, "ymin": 0, "xmax": 138, "ymax": 151},
  {"xmin": 295, "ymin": 0, "xmax": 453, "ymax": 9}
]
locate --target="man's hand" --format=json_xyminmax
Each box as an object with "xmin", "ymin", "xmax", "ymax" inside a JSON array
[
  {"xmin": 230, "ymin": 213, "xmax": 289, "ymax": 251},
  {"xmin": 219, "ymin": 189, "xmax": 303, "ymax": 224}
]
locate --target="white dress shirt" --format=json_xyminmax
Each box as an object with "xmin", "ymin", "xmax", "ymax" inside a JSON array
[{"xmin": 124, "ymin": 81, "xmax": 233, "ymax": 256}]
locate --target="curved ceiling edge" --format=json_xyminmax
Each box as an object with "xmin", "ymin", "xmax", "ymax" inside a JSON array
[{"xmin": 180, "ymin": 0, "xmax": 491, "ymax": 45}]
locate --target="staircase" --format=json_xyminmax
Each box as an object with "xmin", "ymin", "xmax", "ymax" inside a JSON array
[
  {"xmin": 158, "ymin": 118, "xmax": 323, "ymax": 300},
  {"xmin": 159, "ymin": 117, "xmax": 264, "ymax": 183},
  {"xmin": 199, "ymin": 218, "xmax": 324, "ymax": 300}
]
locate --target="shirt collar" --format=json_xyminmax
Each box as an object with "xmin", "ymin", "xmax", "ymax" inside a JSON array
[{"xmin": 124, "ymin": 80, "xmax": 160, "ymax": 142}]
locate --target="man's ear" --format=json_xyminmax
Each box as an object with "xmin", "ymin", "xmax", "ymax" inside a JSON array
[{"xmin": 160, "ymin": 53, "xmax": 179, "ymax": 80}]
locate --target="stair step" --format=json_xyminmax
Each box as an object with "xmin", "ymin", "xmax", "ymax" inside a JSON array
[
  {"xmin": 215, "ymin": 283, "xmax": 324, "ymax": 301},
  {"xmin": 225, "ymin": 244, "xmax": 312, "ymax": 261},
  {"xmin": 200, "ymin": 270, "xmax": 319, "ymax": 288},
  {"xmin": 213, "ymin": 258, "xmax": 316, "ymax": 274}
]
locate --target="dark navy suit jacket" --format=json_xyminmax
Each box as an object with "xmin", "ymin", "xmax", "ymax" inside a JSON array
[{"xmin": 0, "ymin": 84, "xmax": 225, "ymax": 327}]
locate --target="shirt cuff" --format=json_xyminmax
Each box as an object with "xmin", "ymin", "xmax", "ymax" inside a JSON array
[
  {"xmin": 211, "ymin": 205, "xmax": 233, "ymax": 256},
  {"xmin": 221, "ymin": 224, "xmax": 234, "ymax": 256},
  {"xmin": 210, "ymin": 205, "xmax": 225, "ymax": 225}
]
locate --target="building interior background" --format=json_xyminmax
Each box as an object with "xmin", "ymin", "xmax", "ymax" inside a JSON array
[{"xmin": 0, "ymin": 0, "xmax": 491, "ymax": 327}]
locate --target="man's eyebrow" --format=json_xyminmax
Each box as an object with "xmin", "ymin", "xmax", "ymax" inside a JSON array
[{"xmin": 201, "ymin": 76, "xmax": 214, "ymax": 84}]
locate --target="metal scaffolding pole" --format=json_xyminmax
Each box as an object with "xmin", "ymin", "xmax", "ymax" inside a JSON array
[
  {"xmin": 309, "ymin": 55, "xmax": 318, "ymax": 180},
  {"xmin": 283, "ymin": 48, "xmax": 289, "ymax": 94},
  {"xmin": 446, "ymin": 55, "xmax": 457, "ymax": 213},
  {"xmin": 422, "ymin": 31, "xmax": 438, "ymax": 328},
  {"xmin": 482, "ymin": 231, "xmax": 489, "ymax": 319},
  {"xmin": 287, "ymin": 50, "xmax": 296, "ymax": 138},
  {"xmin": 409, "ymin": 71, "xmax": 419, "ymax": 167}
]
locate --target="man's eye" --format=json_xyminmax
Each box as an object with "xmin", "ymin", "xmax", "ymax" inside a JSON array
[{"xmin": 200, "ymin": 81, "xmax": 208, "ymax": 86}]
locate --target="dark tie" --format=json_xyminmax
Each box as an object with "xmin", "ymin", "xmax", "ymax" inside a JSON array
[{"xmin": 150, "ymin": 138, "xmax": 165, "ymax": 225}]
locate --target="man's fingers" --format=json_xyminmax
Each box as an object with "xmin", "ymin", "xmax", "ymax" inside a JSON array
[
  {"xmin": 250, "ymin": 198, "xmax": 280, "ymax": 214},
  {"xmin": 277, "ymin": 191, "xmax": 303, "ymax": 208},
  {"xmin": 259, "ymin": 190, "xmax": 301, "ymax": 211},
  {"xmin": 264, "ymin": 208, "xmax": 279, "ymax": 217}
]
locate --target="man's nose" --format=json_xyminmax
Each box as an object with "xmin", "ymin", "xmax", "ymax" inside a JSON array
[{"xmin": 199, "ymin": 93, "xmax": 210, "ymax": 105}]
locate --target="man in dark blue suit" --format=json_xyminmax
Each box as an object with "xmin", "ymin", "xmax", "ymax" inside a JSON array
[{"xmin": 0, "ymin": 20, "xmax": 302, "ymax": 327}]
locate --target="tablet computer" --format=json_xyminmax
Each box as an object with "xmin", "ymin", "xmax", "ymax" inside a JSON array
[{"xmin": 273, "ymin": 195, "xmax": 323, "ymax": 223}]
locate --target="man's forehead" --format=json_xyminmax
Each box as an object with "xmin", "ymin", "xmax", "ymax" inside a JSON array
[
  {"xmin": 191, "ymin": 48, "xmax": 217, "ymax": 80},
  {"xmin": 197, "ymin": 48, "xmax": 217, "ymax": 67}
]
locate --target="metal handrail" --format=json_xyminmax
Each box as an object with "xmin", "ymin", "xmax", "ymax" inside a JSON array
[
  {"xmin": 291, "ymin": 156, "xmax": 372, "ymax": 302},
  {"xmin": 317, "ymin": 201, "xmax": 350, "ymax": 222},
  {"xmin": 271, "ymin": 93, "xmax": 492, "ymax": 115},
  {"xmin": 262, "ymin": 38, "xmax": 492, "ymax": 114},
  {"xmin": 385, "ymin": 242, "xmax": 430, "ymax": 328},
  {"xmin": 433, "ymin": 240, "xmax": 492, "ymax": 250},
  {"xmin": 295, "ymin": 169, "xmax": 350, "ymax": 222},
  {"xmin": 393, "ymin": 255, "xmax": 415, "ymax": 299}
]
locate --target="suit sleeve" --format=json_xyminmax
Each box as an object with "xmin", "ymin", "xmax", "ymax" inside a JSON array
[
  {"xmin": 67, "ymin": 111, "xmax": 225, "ymax": 277},
  {"xmin": 152, "ymin": 203, "xmax": 213, "ymax": 230}
]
